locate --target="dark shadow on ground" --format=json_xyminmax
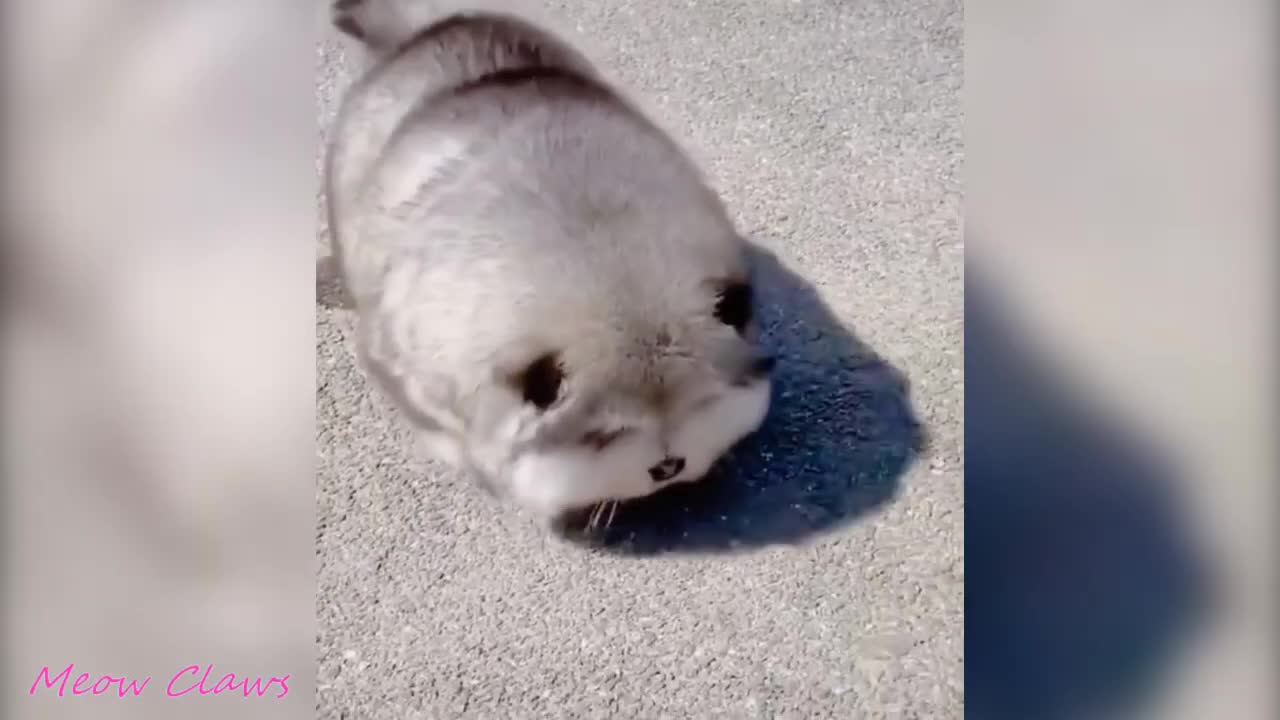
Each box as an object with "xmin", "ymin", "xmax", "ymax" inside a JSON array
[
  {"xmin": 558, "ymin": 243, "xmax": 926, "ymax": 555},
  {"xmin": 965, "ymin": 271, "xmax": 1213, "ymax": 720}
]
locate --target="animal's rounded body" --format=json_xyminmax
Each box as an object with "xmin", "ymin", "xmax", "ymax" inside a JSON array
[{"xmin": 325, "ymin": 2, "xmax": 773, "ymax": 523}]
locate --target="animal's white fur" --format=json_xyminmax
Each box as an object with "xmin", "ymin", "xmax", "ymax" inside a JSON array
[{"xmin": 326, "ymin": 1, "xmax": 772, "ymax": 523}]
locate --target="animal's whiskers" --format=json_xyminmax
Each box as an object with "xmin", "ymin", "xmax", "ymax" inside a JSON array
[
  {"xmin": 586, "ymin": 501, "xmax": 606, "ymax": 532},
  {"xmin": 583, "ymin": 500, "xmax": 621, "ymax": 535}
]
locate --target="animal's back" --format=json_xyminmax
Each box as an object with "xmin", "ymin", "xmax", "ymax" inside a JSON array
[
  {"xmin": 326, "ymin": 11, "xmax": 608, "ymax": 310},
  {"xmin": 327, "ymin": 11, "xmax": 743, "ymax": 371}
]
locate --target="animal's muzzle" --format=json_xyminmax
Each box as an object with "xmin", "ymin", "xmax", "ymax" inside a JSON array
[{"xmin": 648, "ymin": 456, "xmax": 686, "ymax": 482}]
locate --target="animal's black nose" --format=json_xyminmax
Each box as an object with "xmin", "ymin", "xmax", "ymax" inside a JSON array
[{"xmin": 648, "ymin": 456, "xmax": 686, "ymax": 482}]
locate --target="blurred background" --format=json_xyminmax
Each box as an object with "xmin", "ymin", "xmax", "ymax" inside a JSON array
[
  {"xmin": 1, "ymin": 1, "xmax": 1274, "ymax": 719},
  {"xmin": 3, "ymin": 2, "xmax": 316, "ymax": 719},
  {"xmin": 967, "ymin": 0, "xmax": 1275, "ymax": 718}
]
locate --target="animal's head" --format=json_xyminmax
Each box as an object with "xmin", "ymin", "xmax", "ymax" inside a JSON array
[
  {"xmin": 491, "ymin": 271, "xmax": 774, "ymax": 522},
  {"xmin": 359, "ymin": 251, "xmax": 774, "ymax": 524}
]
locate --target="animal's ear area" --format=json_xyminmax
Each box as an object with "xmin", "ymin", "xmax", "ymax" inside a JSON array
[
  {"xmin": 512, "ymin": 352, "xmax": 565, "ymax": 411},
  {"xmin": 713, "ymin": 279, "xmax": 754, "ymax": 333}
]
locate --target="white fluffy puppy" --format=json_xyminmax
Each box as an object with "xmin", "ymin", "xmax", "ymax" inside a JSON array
[{"xmin": 325, "ymin": 1, "xmax": 774, "ymax": 523}]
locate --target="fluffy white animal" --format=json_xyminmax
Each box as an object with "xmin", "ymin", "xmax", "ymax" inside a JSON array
[{"xmin": 325, "ymin": 0, "xmax": 774, "ymax": 525}]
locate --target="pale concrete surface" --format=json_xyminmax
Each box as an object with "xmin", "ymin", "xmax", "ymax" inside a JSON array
[{"xmin": 317, "ymin": 1, "xmax": 962, "ymax": 717}]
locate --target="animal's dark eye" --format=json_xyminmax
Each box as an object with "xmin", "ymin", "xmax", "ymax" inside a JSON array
[
  {"xmin": 714, "ymin": 282, "xmax": 753, "ymax": 333},
  {"xmin": 581, "ymin": 428, "xmax": 625, "ymax": 450},
  {"xmin": 517, "ymin": 353, "xmax": 564, "ymax": 410}
]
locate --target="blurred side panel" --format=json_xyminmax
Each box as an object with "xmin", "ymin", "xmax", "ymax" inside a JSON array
[
  {"xmin": 2, "ymin": 2, "xmax": 317, "ymax": 719},
  {"xmin": 967, "ymin": 1, "xmax": 1275, "ymax": 718}
]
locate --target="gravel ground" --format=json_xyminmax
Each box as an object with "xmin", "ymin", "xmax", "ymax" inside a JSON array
[{"xmin": 317, "ymin": 1, "xmax": 962, "ymax": 717}]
